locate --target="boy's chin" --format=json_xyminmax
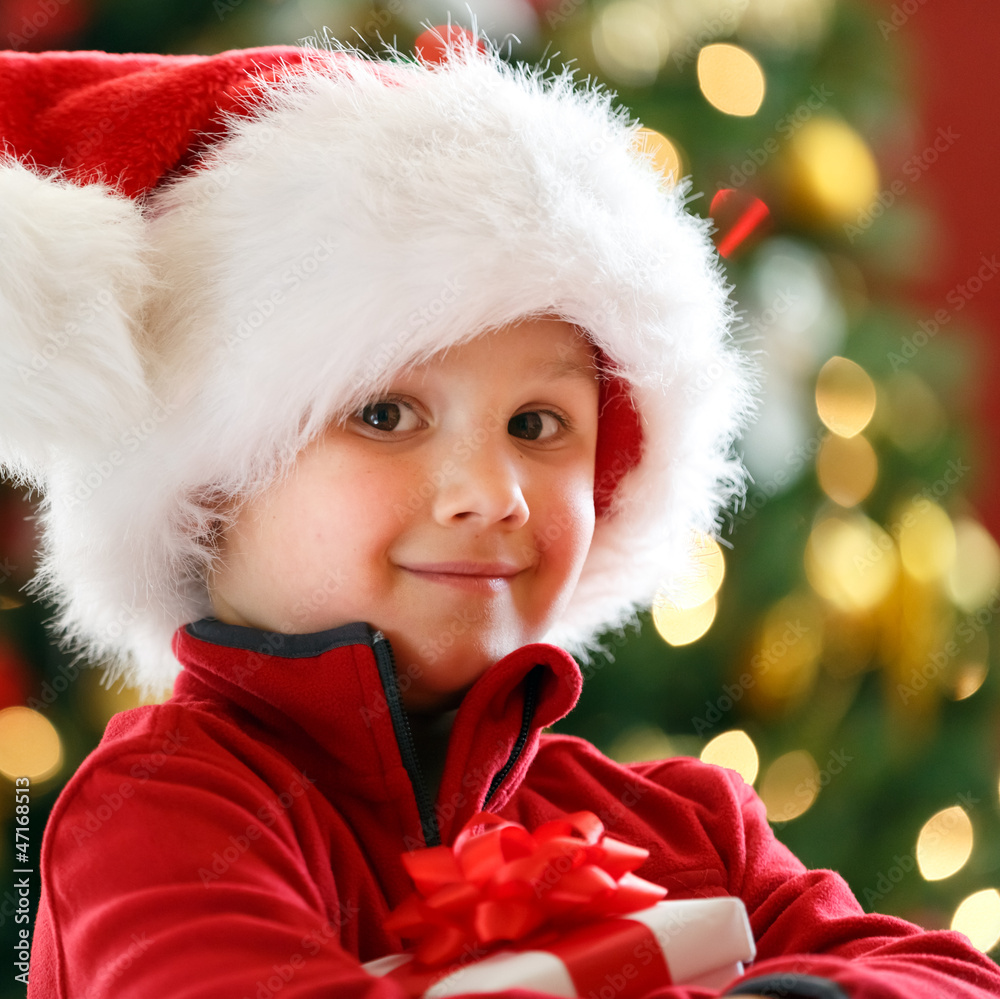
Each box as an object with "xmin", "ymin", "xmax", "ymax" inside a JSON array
[{"xmin": 393, "ymin": 633, "xmax": 524, "ymax": 714}]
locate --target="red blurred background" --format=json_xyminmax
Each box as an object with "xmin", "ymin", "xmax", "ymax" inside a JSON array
[{"xmin": 894, "ymin": 0, "xmax": 1000, "ymax": 536}]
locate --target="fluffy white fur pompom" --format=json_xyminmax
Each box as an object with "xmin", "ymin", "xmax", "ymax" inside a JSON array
[{"xmin": 0, "ymin": 160, "xmax": 150, "ymax": 487}]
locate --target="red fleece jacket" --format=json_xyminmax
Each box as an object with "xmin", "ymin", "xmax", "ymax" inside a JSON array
[{"xmin": 27, "ymin": 620, "xmax": 1000, "ymax": 999}]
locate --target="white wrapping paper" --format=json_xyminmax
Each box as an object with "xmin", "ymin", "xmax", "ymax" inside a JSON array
[{"xmin": 364, "ymin": 896, "xmax": 756, "ymax": 997}]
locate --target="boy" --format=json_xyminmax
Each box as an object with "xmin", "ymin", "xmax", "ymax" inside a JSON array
[{"xmin": 2, "ymin": 32, "xmax": 999, "ymax": 999}]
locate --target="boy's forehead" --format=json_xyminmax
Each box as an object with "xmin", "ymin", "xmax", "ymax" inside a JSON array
[{"xmin": 409, "ymin": 318, "xmax": 599, "ymax": 382}]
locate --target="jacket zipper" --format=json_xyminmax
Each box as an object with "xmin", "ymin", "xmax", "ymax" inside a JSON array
[
  {"xmin": 484, "ymin": 664, "xmax": 543, "ymax": 806},
  {"xmin": 371, "ymin": 630, "xmax": 441, "ymax": 847},
  {"xmin": 371, "ymin": 631, "xmax": 544, "ymax": 846}
]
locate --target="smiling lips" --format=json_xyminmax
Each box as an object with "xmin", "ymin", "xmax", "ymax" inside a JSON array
[{"xmin": 400, "ymin": 561, "xmax": 525, "ymax": 592}]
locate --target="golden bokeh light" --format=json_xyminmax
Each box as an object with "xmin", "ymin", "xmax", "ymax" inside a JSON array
[
  {"xmin": 0, "ymin": 706, "xmax": 63, "ymax": 782},
  {"xmin": 816, "ymin": 432, "xmax": 877, "ymax": 507},
  {"xmin": 805, "ymin": 514, "xmax": 898, "ymax": 612},
  {"xmin": 696, "ymin": 43, "xmax": 766, "ymax": 117},
  {"xmin": 652, "ymin": 594, "xmax": 718, "ymax": 646},
  {"xmin": 897, "ymin": 500, "xmax": 956, "ymax": 584},
  {"xmin": 886, "ymin": 576, "xmax": 965, "ymax": 714},
  {"xmin": 634, "ymin": 127, "xmax": 683, "ymax": 186},
  {"xmin": 950, "ymin": 662, "xmax": 988, "ymax": 701},
  {"xmin": 784, "ymin": 117, "xmax": 880, "ymax": 226},
  {"xmin": 946, "ymin": 519, "xmax": 1000, "ymax": 612},
  {"xmin": 671, "ymin": 533, "xmax": 726, "ymax": 609},
  {"xmin": 608, "ymin": 724, "xmax": 677, "ymax": 764},
  {"xmin": 916, "ymin": 805, "xmax": 973, "ymax": 881},
  {"xmin": 759, "ymin": 750, "xmax": 819, "ymax": 822},
  {"xmin": 700, "ymin": 729, "xmax": 760, "ymax": 786},
  {"xmin": 951, "ymin": 889, "xmax": 1000, "ymax": 953},
  {"xmin": 815, "ymin": 356, "xmax": 877, "ymax": 438},
  {"xmin": 748, "ymin": 594, "xmax": 823, "ymax": 711},
  {"xmin": 738, "ymin": 0, "xmax": 834, "ymax": 51},
  {"xmin": 592, "ymin": 1, "xmax": 670, "ymax": 87}
]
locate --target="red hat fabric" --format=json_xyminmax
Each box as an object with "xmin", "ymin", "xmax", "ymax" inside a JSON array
[{"xmin": 0, "ymin": 48, "xmax": 302, "ymax": 193}]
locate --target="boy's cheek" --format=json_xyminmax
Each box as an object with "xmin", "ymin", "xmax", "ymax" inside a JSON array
[{"xmin": 537, "ymin": 489, "xmax": 596, "ymax": 564}]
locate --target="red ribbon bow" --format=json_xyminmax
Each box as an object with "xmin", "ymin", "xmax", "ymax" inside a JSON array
[{"xmin": 385, "ymin": 811, "xmax": 667, "ymax": 968}]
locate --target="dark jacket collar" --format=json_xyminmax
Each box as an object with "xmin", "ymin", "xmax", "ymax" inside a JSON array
[{"xmin": 170, "ymin": 619, "xmax": 582, "ymax": 845}]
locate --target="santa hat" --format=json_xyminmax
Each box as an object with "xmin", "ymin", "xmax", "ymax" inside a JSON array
[{"xmin": 0, "ymin": 33, "xmax": 754, "ymax": 695}]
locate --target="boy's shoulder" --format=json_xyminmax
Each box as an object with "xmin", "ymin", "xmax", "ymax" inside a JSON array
[
  {"xmin": 80, "ymin": 693, "xmax": 250, "ymax": 778},
  {"xmin": 535, "ymin": 730, "xmax": 748, "ymax": 793},
  {"xmin": 42, "ymin": 695, "xmax": 298, "ymax": 850},
  {"xmin": 531, "ymin": 732, "xmax": 757, "ymax": 834}
]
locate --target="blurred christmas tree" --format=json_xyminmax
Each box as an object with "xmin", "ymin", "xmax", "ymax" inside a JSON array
[
  {"xmin": 2, "ymin": 0, "xmax": 999, "ymax": 983},
  {"xmin": 521, "ymin": 0, "xmax": 1000, "ymax": 950}
]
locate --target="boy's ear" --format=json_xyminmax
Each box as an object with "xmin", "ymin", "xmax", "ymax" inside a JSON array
[{"xmin": 592, "ymin": 354, "xmax": 644, "ymax": 520}]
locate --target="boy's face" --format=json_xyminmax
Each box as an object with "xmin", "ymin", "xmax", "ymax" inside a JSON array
[{"xmin": 207, "ymin": 317, "xmax": 600, "ymax": 712}]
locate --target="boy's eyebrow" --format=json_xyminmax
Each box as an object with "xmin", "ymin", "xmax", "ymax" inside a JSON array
[{"xmin": 534, "ymin": 357, "xmax": 599, "ymax": 381}]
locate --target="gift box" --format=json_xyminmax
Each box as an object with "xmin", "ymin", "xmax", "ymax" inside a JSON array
[
  {"xmin": 365, "ymin": 811, "xmax": 754, "ymax": 998},
  {"xmin": 364, "ymin": 896, "xmax": 755, "ymax": 998}
]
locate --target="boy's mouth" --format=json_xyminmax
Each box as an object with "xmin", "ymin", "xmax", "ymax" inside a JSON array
[{"xmin": 399, "ymin": 561, "xmax": 524, "ymax": 592}]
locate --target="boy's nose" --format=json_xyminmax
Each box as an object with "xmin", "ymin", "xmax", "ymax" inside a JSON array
[{"xmin": 431, "ymin": 433, "xmax": 530, "ymax": 529}]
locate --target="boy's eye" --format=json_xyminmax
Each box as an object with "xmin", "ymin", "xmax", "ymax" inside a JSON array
[
  {"xmin": 358, "ymin": 400, "xmax": 420, "ymax": 433},
  {"xmin": 508, "ymin": 410, "xmax": 564, "ymax": 441}
]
